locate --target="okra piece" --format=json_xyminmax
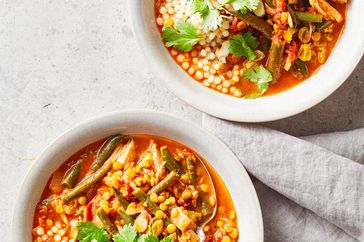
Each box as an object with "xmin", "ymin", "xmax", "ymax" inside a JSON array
[
  {"xmin": 161, "ymin": 147, "xmax": 183, "ymax": 175},
  {"xmin": 118, "ymin": 207, "xmax": 134, "ymax": 225},
  {"xmin": 295, "ymin": 12, "xmax": 323, "ymax": 23},
  {"xmin": 96, "ymin": 208, "xmax": 118, "ymax": 236},
  {"xmin": 62, "ymin": 160, "xmax": 82, "ymax": 188},
  {"xmin": 91, "ymin": 134, "xmax": 125, "ymax": 171},
  {"xmin": 237, "ymin": 12, "xmax": 273, "ymax": 39},
  {"xmin": 148, "ymin": 171, "xmax": 179, "ymax": 194},
  {"xmin": 267, "ymin": 38, "xmax": 285, "ymax": 82},
  {"xmin": 293, "ymin": 59, "xmax": 309, "ymax": 78},
  {"xmin": 113, "ymin": 187, "xmax": 130, "ymax": 209},
  {"xmin": 316, "ymin": 20, "xmax": 332, "ymax": 32},
  {"xmin": 132, "ymin": 188, "xmax": 160, "ymax": 214}
]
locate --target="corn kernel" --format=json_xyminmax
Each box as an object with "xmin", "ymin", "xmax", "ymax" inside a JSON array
[
  {"xmin": 200, "ymin": 184, "xmax": 209, "ymax": 193},
  {"xmin": 113, "ymin": 161, "xmax": 123, "ymax": 170},
  {"xmin": 281, "ymin": 12, "xmax": 288, "ymax": 23},
  {"xmin": 209, "ymin": 196, "xmax": 216, "ymax": 207},
  {"xmin": 78, "ymin": 196, "xmax": 87, "ymax": 206},
  {"xmin": 165, "ymin": 197, "xmax": 176, "ymax": 205},
  {"xmin": 204, "ymin": 225, "xmax": 210, "ymax": 232},
  {"xmin": 222, "ymin": 236, "xmax": 231, "ymax": 242},
  {"xmin": 126, "ymin": 168, "xmax": 136, "ymax": 178},
  {"xmin": 103, "ymin": 192, "xmax": 111, "ymax": 201},
  {"xmin": 160, "ymin": 203, "xmax": 168, "ymax": 211},
  {"xmin": 217, "ymin": 220, "xmax": 224, "ymax": 227},
  {"xmin": 182, "ymin": 190, "xmax": 192, "ymax": 200},
  {"xmin": 164, "ymin": 18, "xmax": 174, "ymax": 27},
  {"xmin": 155, "ymin": 210, "xmax": 165, "ymax": 219},
  {"xmin": 171, "ymin": 208, "xmax": 179, "ymax": 218},
  {"xmin": 102, "ymin": 205, "xmax": 110, "ymax": 214},
  {"xmin": 158, "ymin": 195, "xmax": 166, "ymax": 203},
  {"xmin": 229, "ymin": 210, "xmax": 236, "ymax": 220},
  {"xmin": 166, "ymin": 224, "xmax": 177, "ymax": 234},
  {"xmin": 283, "ymin": 31, "xmax": 292, "ymax": 43},
  {"xmin": 230, "ymin": 228, "xmax": 239, "ymax": 239},
  {"xmin": 181, "ymin": 174, "xmax": 190, "ymax": 184},
  {"xmin": 150, "ymin": 193, "xmax": 159, "ymax": 203}
]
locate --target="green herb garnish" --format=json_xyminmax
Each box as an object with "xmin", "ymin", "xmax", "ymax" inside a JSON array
[
  {"xmin": 77, "ymin": 222, "xmax": 109, "ymax": 242},
  {"xmin": 226, "ymin": 0, "xmax": 259, "ymax": 14},
  {"xmin": 229, "ymin": 32, "xmax": 258, "ymax": 60},
  {"xmin": 77, "ymin": 222, "xmax": 173, "ymax": 242},
  {"xmin": 192, "ymin": 0, "xmax": 222, "ymax": 31},
  {"xmin": 162, "ymin": 21, "xmax": 202, "ymax": 52},
  {"xmin": 243, "ymin": 65, "xmax": 273, "ymax": 94}
]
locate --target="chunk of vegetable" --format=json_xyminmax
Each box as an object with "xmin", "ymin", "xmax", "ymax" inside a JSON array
[
  {"xmin": 92, "ymin": 135, "xmax": 125, "ymax": 171},
  {"xmin": 62, "ymin": 160, "xmax": 82, "ymax": 188}
]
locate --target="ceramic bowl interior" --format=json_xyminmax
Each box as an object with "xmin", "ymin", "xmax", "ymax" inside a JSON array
[
  {"xmin": 129, "ymin": 0, "xmax": 364, "ymax": 122},
  {"xmin": 12, "ymin": 111, "xmax": 263, "ymax": 242}
]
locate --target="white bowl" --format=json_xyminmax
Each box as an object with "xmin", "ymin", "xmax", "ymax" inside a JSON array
[
  {"xmin": 12, "ymin": 110, "xmax": 263, "ymax": 242},
  {"xmin": 129, "ymin": 1, "xmax": 364, "ymax": 122}
]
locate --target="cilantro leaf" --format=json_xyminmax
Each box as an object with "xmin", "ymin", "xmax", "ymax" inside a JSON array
[
  {"xmin": 77, "ymin": 222, "xmax": 110, "ymax": 242},
  {"xmin": 162, "ymin": 21, "xmax": 202, "ymax": 52},
  {"xmin": 243, "ymin": 65, "xmax": 273, "ymax": 94},
  {"xmin": 204, "ymin": 9, "xmax": 223, "ymax": 31},
  {"xmin": 143, "ymin": 235, "xmax": 159, "ymax": 242},
  {"xmin": 113, "ymin": 224, "xmax": 138, "ymax": 242},
  {"xmin": 229, "ymin": 32, "xmax": 258, "ymax": 60},
  {"xmin": 160, "ymin": 237, "xmax": 173, "ymax": 242},
  {"xmin": 191, "ymin": 0, "xmax": 222, "ymax": 31},
  {"xmin": 242, "ymin": 32, "xmax": 258, "ymax": 50},
  {"xmin": 192, "ymin": 0, "xmax": 210, "ymax": 19},
  {"xmin": 226, "ymin": 0, "xmax": 259, "ymax": 14}
]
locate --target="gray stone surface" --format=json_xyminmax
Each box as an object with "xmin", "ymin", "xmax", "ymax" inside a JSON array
[{"xmin": 0, "ymin": 0, "xmax": 363, "ymax": 240}]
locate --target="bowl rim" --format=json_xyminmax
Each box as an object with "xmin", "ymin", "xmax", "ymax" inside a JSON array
[
  {"xmin": 12, "ymin": 110, "xmax": 264, "ymax": 242},
  {"xmin": 128, "ymin": 0, "xmax": 364, "ymax": 122}
]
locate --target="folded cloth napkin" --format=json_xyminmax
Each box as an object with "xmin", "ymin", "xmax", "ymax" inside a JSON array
[{"xmin": 202, "ymin": 114, "xmax": 364, "ymax": 242}]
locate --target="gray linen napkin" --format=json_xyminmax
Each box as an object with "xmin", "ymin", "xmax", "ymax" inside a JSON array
[{"xmin": 202, "ymin": 114, "xmax": 364, "ymax": 242}]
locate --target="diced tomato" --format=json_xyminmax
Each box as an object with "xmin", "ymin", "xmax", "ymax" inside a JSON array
[{"xmin": 84, "ymin": 203, "xmax": 93, "ymax": 221}]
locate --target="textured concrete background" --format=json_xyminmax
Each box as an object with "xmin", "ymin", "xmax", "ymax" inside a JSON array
[{"xmin": 0, "ymin": 0, "xmax": 363, "ymax": 239}]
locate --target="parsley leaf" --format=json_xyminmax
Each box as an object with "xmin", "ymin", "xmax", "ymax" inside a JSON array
[
  {"xmin": 113, "ymin": 224, "xmax": 138, "ymax": 242},
  {"xmin": 229, "ymin": 32, "xmax": 258, "ymax": 60},
  {"xmin": 77, "ymin": 222, "xmax": 110, "ymax": 242},
  {"xmin": 243, "ymin": 65, "xmax": 273, "ymax": 94},
  {"xmin": 160, "ymin": 237, "xmax": 172, "ymax": 242},
  {"xmin": 162, "ymin": 21, "xmax": 202, "ymax": 52},
  {"xmin": 192, "ymin": 0, "xmax": 222, "ymax": 31},
  {"xmin": 226, "ymin": 0, "xmax": 259, "ymax": 14}
]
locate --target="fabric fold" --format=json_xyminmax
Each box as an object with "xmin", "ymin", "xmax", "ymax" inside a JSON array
[{"xmin": 202, "ymin": 114, "xmax": 364, "ymax": 242}]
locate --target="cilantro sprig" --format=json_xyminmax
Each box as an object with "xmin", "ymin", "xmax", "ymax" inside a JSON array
[
  {"xmin": 77, "ymin": 223, "xmax": 173, "ymax": 242},
  {"xmin": 191, "ymin": 0, "xmax": 222, "ymax": 31},
  {"xmin": 229, "ymin": 32, "xmax": 258, "ymax": 60},
  {"xmin": 243, "ymin": 65, "xmax": 273, "ymax": 95},
  {"xmin": 77, "ymin": 222, "xmax": 109, "ymax": 242},
  {"xmin": 226, "ymin": 0, "xmax": 259, "ymax": 14},
  {"xmin": 162, "ymin": 21, "xmax": 202, "ymax": 52}
]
